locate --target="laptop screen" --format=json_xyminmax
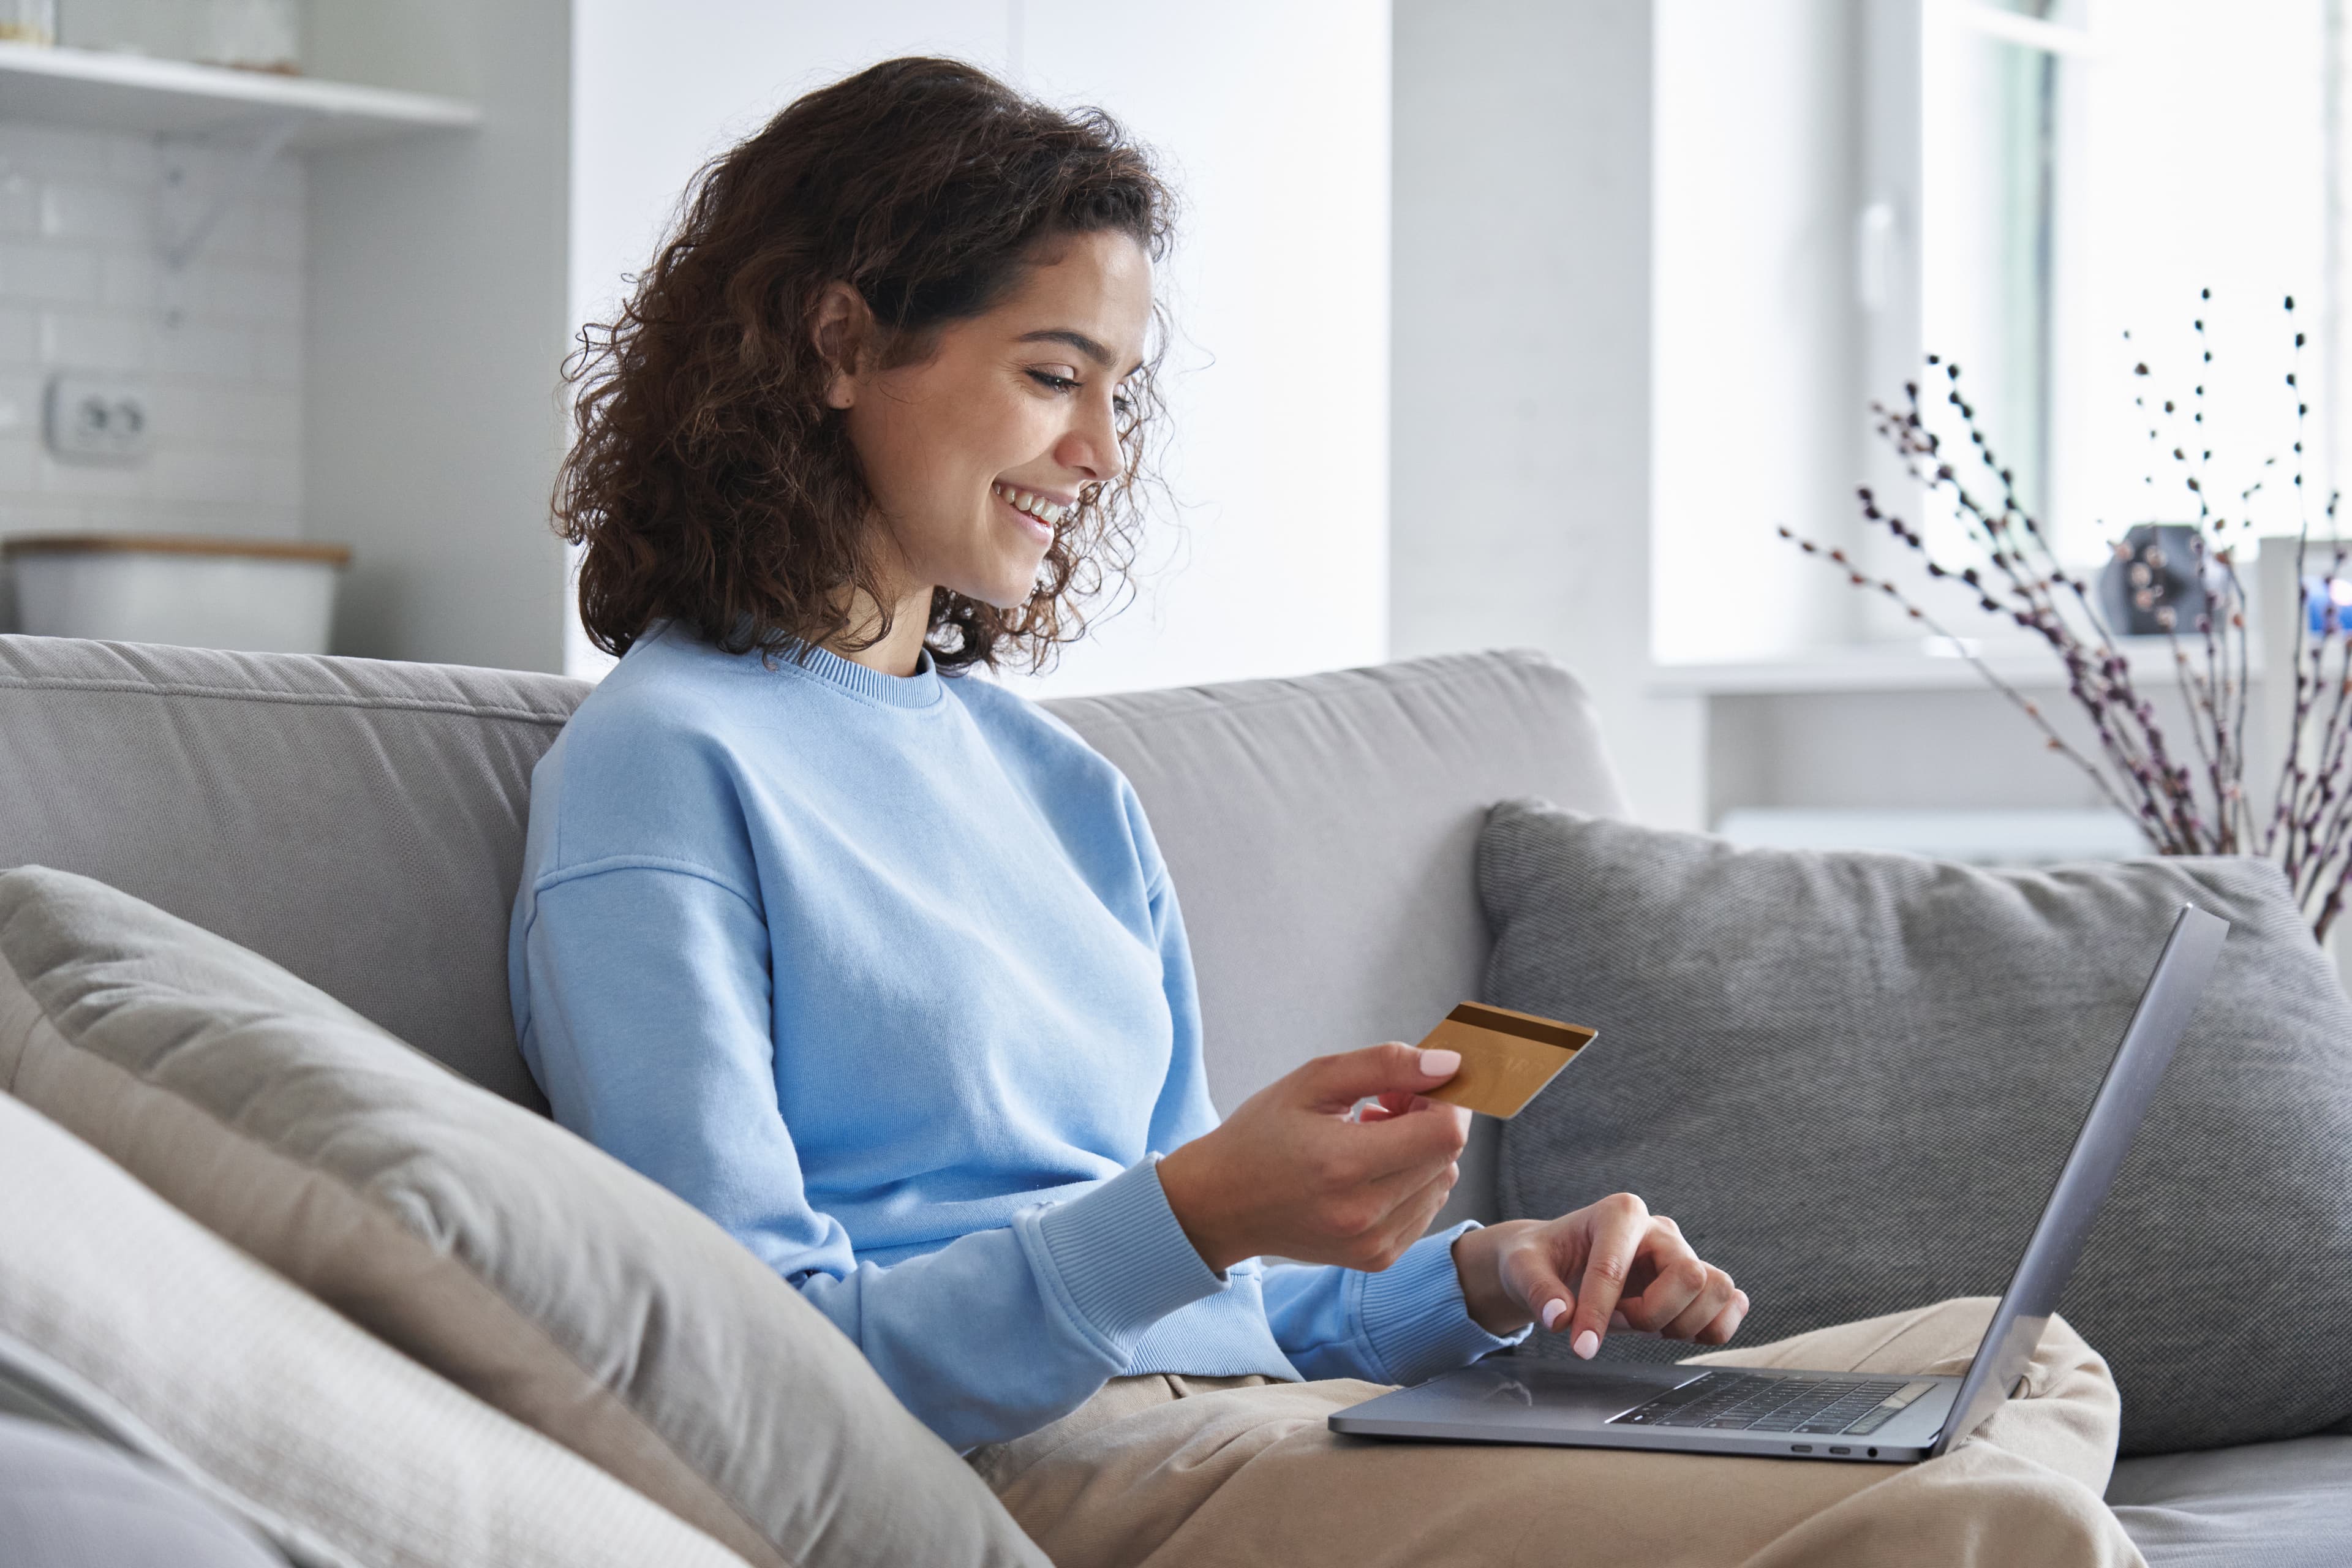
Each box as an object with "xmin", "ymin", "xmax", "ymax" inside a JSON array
[{"xmin": 1929, "ymin": 902, "xmax": 2228, "ymax": 1457}]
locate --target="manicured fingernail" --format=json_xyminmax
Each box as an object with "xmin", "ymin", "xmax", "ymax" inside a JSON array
[
  {"xmin": 1540, "ymin": 1298, "xmax": 1569, "ymax": 1331},
  {"xmin": 1573, "ymin": 1329, "xmax": 1599, "ymax": 1360},
  {"xmin": 1418, "ymin": 1048, "xmax": 1461, "ymax": 1077}
]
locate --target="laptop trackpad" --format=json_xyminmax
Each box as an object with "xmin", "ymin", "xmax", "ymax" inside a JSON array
[{"xmin": 1411, "ymin": 1362, "xmax": 1689, "ymax": 1425}]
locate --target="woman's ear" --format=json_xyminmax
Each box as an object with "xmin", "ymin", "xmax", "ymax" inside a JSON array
[{"xmin": 812, "ymin": 282, "xmax": 870, "ymax": 410}]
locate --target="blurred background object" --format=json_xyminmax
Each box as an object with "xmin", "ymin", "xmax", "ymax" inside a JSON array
[
  {"xmin": 201, "ymin": 0, "xmax": 303, "ymax": 75},
  {"xmin": 0, "ymin": 0, "xmax": 54, "ymax": 47},
  {"xmin": 4, "ymin": 532, "xmax": 347, "ymax": 652}
]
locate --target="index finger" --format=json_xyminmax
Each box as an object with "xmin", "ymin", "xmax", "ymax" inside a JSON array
[{"xmin": 1567, "ymin": 1194, "xmax": 1651, "ymax": 1357}]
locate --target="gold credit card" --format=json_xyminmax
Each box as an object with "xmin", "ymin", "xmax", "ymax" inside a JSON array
[{"xmin": 1415, "ymin": 1002, "xmax": 1597, "ymax": 1119}]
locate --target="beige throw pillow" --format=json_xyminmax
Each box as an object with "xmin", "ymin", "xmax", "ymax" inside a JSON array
[
  {"xmin": 0, "ymin": 865, "xmax": 1049, "ymax": 1568},
  {"xmin": 0, "ymin": 1088, "xmax": 748, "ymax": 1568}
]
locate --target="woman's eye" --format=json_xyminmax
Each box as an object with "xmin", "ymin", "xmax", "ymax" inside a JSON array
[
  {"xmin": 1027, "ymin": 368, "xmax": 1080, "ymax": 393},
  {"xmin": 1112, "ymin": 391, "xmax": 1135, "ymax": 418}
]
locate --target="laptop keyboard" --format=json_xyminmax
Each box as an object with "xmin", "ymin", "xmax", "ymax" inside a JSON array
[{"xmin": 1608, "ymin": 1372, "xmax": 1937, "ymax": 1435}]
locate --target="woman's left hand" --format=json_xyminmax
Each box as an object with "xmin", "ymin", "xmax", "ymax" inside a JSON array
[{"xmin": 1449, "ymin": 1194, "xmax": 1748, "ymax": 1355}]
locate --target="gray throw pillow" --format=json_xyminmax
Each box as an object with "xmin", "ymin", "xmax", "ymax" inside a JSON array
[{"xmin": 1480, "ymin": 799, "xmax": 2352, "ymax": 1456}]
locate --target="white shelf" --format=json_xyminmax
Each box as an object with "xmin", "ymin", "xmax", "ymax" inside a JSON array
[
  {"xmin": 1651, "ymin": 636, "xmax": 2264, "ymax": 696},
  {"xmin": 0, "ymin": 42, "xmax": 479, "ymax": 149}
]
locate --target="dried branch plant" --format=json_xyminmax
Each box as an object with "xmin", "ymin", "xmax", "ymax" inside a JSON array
[{"xmin": 1782, "ymin": 293, "xmax": 2352, "ymax": 940}]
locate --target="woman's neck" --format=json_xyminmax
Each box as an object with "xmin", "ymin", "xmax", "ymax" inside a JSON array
[{"xmin": 826, "ymin": 582, "xmax": 936, "ymax": 678}]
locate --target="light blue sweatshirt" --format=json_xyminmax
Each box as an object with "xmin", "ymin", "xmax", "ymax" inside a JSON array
[{"xmin": 508, "ymin": 624, "xmax": 1520, "ymax": 1449}]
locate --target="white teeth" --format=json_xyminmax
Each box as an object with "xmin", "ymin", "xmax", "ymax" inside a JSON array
[{"xmin": 997, "ymin": 484, "xmax": 1066, "ymax": 526}]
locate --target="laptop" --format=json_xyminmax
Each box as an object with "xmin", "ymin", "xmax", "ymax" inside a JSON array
[{"xmin": 1329, "ymin": 903, "xmax": 2228, "ymax": 1464}]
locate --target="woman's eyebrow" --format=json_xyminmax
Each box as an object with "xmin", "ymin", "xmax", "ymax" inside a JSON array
[{"xmin": 1017, "ymin": 328, "xmax": 1118, "ymax": 367}]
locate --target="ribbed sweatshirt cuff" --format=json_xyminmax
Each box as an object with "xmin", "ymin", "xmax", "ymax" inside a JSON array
[
  {"xmin": 1356, "ymin": 1221, "xmax": 1529, "ymax": 1385},
  {"xmin": 1022, "ymin": 1158, "xmax": 1229, "ymax": 1365}
]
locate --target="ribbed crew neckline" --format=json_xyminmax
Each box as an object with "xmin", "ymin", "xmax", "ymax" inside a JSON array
[{"xmin": 778, "ymin": 639, "xmax": 946, "ymax": 709}]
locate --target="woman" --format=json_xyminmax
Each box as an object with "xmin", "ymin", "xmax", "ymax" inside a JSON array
[{"xmin": 514, "ymin": 57, "xmax": 2136, "ymax": 1567}]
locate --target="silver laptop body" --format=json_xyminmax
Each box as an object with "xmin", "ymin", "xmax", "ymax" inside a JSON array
[{"xmin": 1329, "ymin": 903, "xmax": 2228, "ymax": 1464}]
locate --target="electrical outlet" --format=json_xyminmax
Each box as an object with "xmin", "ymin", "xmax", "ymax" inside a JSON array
[{"xmin": 45, "ymin": 373, "xmax": 153, "ymax": 465}]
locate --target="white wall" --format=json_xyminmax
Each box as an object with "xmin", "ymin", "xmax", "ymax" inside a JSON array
[
  {"xmin": 1651, "ymin": 0, "xmax": 1867, "ymax": 665},
  {"xmin": 305, "ymin": 0, "xmax": 576, "ymax": 671},
  {"xmin": 566, "ymin": 0, "xmax": 1392, "ymax": 697},
  {"xmin": 1391, "ymin": 0, "xmax": 1706, "ymax": 828}
]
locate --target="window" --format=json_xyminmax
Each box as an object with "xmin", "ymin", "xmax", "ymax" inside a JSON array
[
  {"xmin": 1651, "ymin": 0, "xmax": 2332, "ymax": 665},
  {"xmin": 1918, "ymin": 0, "xmax": 2084, "ymax": 532},
  {"xmin": 1915, "ymin": 0, "xmax": 2325, "ymax": 567}
]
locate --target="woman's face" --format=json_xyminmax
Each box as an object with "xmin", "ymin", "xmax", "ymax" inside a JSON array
[{"xmin": 831, "ymin": 230, "xmax": 1152, "ymax": 612}]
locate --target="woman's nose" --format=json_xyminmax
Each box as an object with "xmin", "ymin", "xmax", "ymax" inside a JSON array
[{"xmin": 1056, "ymin": 394, "xmax": 1124, "ymax": 484}]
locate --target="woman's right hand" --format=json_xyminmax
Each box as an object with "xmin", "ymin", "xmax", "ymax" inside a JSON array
[{"xmin": 1155, "ymin": 1044, "xmax": 1470, "ymax": 1273}]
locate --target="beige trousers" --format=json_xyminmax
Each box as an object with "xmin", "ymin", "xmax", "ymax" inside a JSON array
[{"xmin": 968, "ymin": 1297, "xmax": 2143, "ymax": 1568}]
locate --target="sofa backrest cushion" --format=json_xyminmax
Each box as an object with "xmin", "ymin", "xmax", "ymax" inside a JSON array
[
  {"xmin": 1046, "ymin": 649, "xmax": 1626, "ymax": 1108},
  {"xmin": 0, "ymin": 635, "xmax": 581, "ymax": 1110},
  {"xmin": 1481, "ymin": 799, "xmax": 2352, "ymax": 1456},
  {"xmin": 0, "ymin": 636, "xmax": 1624, "ymax": 1217},
  {"xmin": 1053, "ymin": 650, "xmax": 1627, "ymax": 1226},
  {"xmin": 0, "ymin": 864, "xmax": 1049, "ymax": 1568}
]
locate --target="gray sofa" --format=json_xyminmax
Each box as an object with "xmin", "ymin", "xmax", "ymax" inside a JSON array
[{"xmin": 0, "ymin": 630, "xmax": 2343, "ymax": 1564}]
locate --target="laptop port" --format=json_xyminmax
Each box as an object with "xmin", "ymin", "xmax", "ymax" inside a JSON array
[
  {"xmin": 1791, "ymin": 1444, "xmax": 1812, "ymax": 1453},
  {"xmin": 1829, "ymin": 1446, "xmax": 1851, "ymax": 1455},
  {"xmin": 1867, "ymin": 1448, "xmax": 1879, "ymax": 1458}
]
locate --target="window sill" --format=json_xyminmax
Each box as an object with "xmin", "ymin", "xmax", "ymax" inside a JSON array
[{"xmin": 1648, "ymin": 636, "xmax": 2264, "ymax": 697}]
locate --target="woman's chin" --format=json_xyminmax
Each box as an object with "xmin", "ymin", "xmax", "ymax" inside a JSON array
[{"xmin": 964, "ymin": 561, "xmax": 1053, "ymax": 614}]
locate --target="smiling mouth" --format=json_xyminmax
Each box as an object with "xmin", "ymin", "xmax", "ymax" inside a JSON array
[{"xmin": 992, "ymin": 482, "xmax": 1071, "ymax": 528}]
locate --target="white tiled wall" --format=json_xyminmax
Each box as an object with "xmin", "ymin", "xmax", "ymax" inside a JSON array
[{"xmin": 0, "ymin": 121, "xmax": 303, "ymax": 548}]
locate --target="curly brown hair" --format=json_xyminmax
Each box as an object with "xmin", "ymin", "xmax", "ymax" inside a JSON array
[{"xmin": 554, "ymin": 56, "xmax": 1175, "ymax": 673}]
